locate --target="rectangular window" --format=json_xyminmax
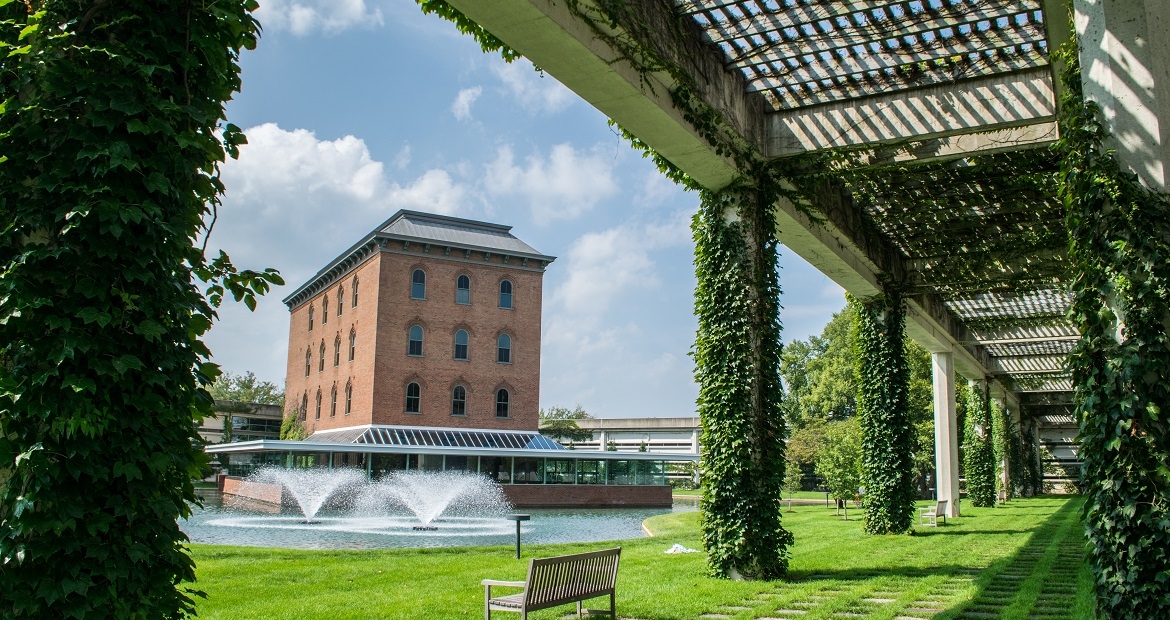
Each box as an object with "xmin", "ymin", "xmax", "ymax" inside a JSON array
[
  {"xmin": 481, "ymin": 457, "xmax": 513, "ymax": 483},
  {"xmin": 513, "ymin": 458, "xmax": 544, "ymax": 484},
  {"xmin": 545, "ymin": 459, "xmax": 576, "ymax": 484},
  {"xmin": 576, "ymin": 460, "xmax": 604, "ymax": 485}
]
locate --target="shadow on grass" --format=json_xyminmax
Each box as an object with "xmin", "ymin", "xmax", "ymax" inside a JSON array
[{"xmin": 739, "ymin": 498, "xmax": 1089, "ymax": 620}]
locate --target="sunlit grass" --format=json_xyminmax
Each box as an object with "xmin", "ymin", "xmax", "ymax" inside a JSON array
[{"xmin": 192, "ymin": 496, "xmax": 1090, "ymax": 619}]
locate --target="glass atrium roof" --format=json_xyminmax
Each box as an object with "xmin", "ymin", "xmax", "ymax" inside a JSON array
[{"xmin": 307, "ymin": 426, "xmax": 566, "ymax": 451}]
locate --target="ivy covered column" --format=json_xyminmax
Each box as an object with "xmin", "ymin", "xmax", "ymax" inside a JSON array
[
  {"xmin": 1058, "ymin": 44, "xmax": 1170, "ymax": 617},
  {"xmin": 694, "ymin": 182, "xmax": 792, "ymax": 580},
  {"xmin": 963, "ymin": 379, "xmax": 996, "ymax": 507},
  {"xmin": 854, "ymin": 292, "xmax": 916, "ymax": 535}
]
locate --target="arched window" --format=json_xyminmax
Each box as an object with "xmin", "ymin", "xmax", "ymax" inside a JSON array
[
  {"xmin": 305, "ymin": 348, "xmax": 312, "ymax": 377},
  {"xmin": 315, "ymin": 390, "xmax": 322, "ymax": 420},
  {"xmin": 406, "ymin": 382, "xmax": 421, "ymax": 413},
  {"xmin": 308, "ymin": 305, "xmax": 314, "ymax": 331},
  {"xmin": 322, "ymin": 295, "xmax": 328, "ymax": 324},
  {"xmin": 318, "ymin": 341, "xmax": 325, "ymax": 371},
  {"xmin": 411, "ymin": 269, "xmax": 426, "ymax": 299},
  {"xmin": 352, "ymin": 277, "xmax": 359, "ymax": 307},
  {"xmin": 497, "ymin": 333, "xmax": 511, "ymax": 364},
  {"xmin": 349, "ymin": 330, "xmax": 356, "ymax": 361},
  {"xmin": 495, "ymin": 389, "xmax": 509, "ymax": 418},
  {"xmin": 456, "ymin": 274, "xmax": 470, "ymax": 305},
  {"xmin": 499, "ymin": 280, "xmax": 513, "ymax": 309},
  {"xmin": 333, "ymin": 336, "xmax": 341, "ymax": 367},
  {"xmin": 301, "ymin": 393, "xmax": 308, "ymax": 417},
  {"xmin": 330, "ymin": 387, "xmax": 337, "ymax": 418},
  {"xmin": 345, "ymin": 382, "xmax": 352, "ymax": 415},
  {"xmin": 408, "ymin": 325, "xmax": 424, "ymax": 356},
  {"xmin": 454, "ymin": 329, "xmax": 469, "ymax": 360},
  {"xmin": 451, "ymin": 386, "xmax": 467, "ymax": 416},
  {"xmin": 337, "ymin": 286, "xmax": 344, "ymax": 316}
]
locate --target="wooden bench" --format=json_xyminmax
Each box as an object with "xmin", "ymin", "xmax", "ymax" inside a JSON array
[
  {"xmin": 920, "ymin": 499, "xmax": 948, "ymax": 527},
  {"xmin": 483, "ymin": 547, "xmax": 621, "ymax": 620}
]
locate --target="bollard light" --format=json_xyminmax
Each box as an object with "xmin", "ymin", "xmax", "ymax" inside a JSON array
[{"xmin": 506, "ymin": 514, "xmax": 531, "ymax": 559}]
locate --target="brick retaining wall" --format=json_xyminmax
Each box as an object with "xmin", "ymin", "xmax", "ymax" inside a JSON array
[{"xmin": 502, "ymin": 485, "xmax": 672, "ymax": 508}]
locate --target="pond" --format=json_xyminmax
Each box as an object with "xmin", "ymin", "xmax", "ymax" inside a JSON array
[{"xmin": 182, "ymin": 490, "xmax": 695, "ymax": 550}]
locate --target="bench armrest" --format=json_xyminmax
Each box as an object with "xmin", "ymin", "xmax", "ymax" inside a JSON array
[{"xmin": 482, "ymin": 580, "xmax": 526, "ymax": 588}]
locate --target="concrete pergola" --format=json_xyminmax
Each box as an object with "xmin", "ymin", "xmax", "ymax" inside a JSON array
[{"xmin": 437, "ymin": 0, "xmax": 1168, "ymax": 520}]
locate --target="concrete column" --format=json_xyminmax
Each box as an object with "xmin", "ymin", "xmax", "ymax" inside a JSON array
[
  {"xmin": 690, "ymin": 428, "xmax": 700, "ymax": 455},
  {"xmin": 932, "ymin": 351, "xmax": 961, "ymax": 517},
  {"xmin": 1075, "ymin": 0, "xmax": 1170, "ymax": 191},
  {"xmin": 598, "ymin": 430, "xmax": 607, "ymax": 452}
]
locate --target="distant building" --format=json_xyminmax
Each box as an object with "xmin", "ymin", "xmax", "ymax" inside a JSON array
[
  {"xmin": 283, "ymin": 209, "xmax": 555, "ymax": 434},
  {"xmin": 564, "ymin": 418, "xmax": 701, "ymax": 455},
  {"xmin": 198, "ymin": 401, "xmax": 283, "ymax": 444},
  {"xmin": 206, "ymin": 211, "xmax": 689, "ymax": 507}
]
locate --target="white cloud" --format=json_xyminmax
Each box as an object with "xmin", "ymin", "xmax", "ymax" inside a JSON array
[
  {"xmin": 392, "ymin": 144, "xmax": 412, "ymax": 170},
  {"xmin": 386, "ymin": 169, "xmax": 467, "ymax": 215},
  {"xmin": 489, "ymin": 59, "xmax": 574, "ymax": 114},
  {"xmin": 484, "ymin": 144, "xmax": 618, "ymax": 224},
  {"xmin": 552, "ymin": 226, "xmax": 657, "ymax": 319},
  {"xmin": 255, "ymin": 0, "xmax": 383, "ymax": 36},
  {"xmin": 451, "ymin": 87, "xmax": 483, "ymax": 121},
  {"xmin": 205, "ymin": 123, "xmax": 472, "ymax": 384}
]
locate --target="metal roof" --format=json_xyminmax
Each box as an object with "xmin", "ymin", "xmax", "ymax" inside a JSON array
[
  {"xmin": 380, "ymin": 211, "xmax": 550, "ymax": 258},
  {"xmin": 308, "ymin": 424, "xmax": 567, "ymax": 451}
]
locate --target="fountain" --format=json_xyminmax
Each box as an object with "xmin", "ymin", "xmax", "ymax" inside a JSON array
[
  {"xmin": 206, "ymin": 467, "xmax": 516, "ymax": 540},
  {"xmin": 249, "ymin": 467, "xmax": 366, "ymax": 523}
]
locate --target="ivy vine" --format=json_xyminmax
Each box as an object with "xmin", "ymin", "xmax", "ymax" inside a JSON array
[
  {"xmin": 0, "ymin": 1, "xmax": 279, "ymax": 616},
  {"xmin": 852, "ymin": 292, "xmax": 916, "ymax": 535},
  {"xmin": 693, "ymin": 184, "xmax": 792, "ymax": 580},
  {"xmin": 963, "ymin": 381, "xmax": 996, "ymax": 507},
  {"xmin": 1055, "ymin": 41, "xmax": 1170, "ymax": 617}
]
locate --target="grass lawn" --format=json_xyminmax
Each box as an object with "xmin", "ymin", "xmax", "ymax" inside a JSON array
[{"xmin": 191, "ymin": 496, "xmax": 1091, "ymax": 619}]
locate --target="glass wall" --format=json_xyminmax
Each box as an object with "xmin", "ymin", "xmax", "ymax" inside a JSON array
[
  {"xmin": 636, "ymin": 460, "xmax": 666, "ymax": 485},
  {"xmin": 372, "ymin": 453, "xmax": 407, "ymax": 479},
  {"xmin": 576, "ymin": 460, "xmax": 604, "ymax": 484},
  {"xmin": 606, "ymin": 460, "xmax": 634, "ymax": 485},
  {"xmin": 215, "ymin": 450, "xmax": 674, "ymax": 486},
  {"xmin": 481, "ymin": 456, "xmax": 513, "ymax": 483},
  {"xmin": 545, "ymin": 459, "xmax": 575, "ymax": 484},
  {"xmin": 513, "ymin": 457, "xmax": 544, "ymax": 484}
]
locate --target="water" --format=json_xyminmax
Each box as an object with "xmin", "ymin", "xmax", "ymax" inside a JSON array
[{"xmin": 183, "ymin": 468, "xmax": 693, "ymax": 550}]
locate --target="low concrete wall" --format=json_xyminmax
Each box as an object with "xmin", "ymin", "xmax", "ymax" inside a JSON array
[
  {"xmin": 221, "ymin": 476, "xmax": 282, "ymax": 506},
  {"xmin": 502, "ymin": 485, "xmax": 672, "ymax": 508}
]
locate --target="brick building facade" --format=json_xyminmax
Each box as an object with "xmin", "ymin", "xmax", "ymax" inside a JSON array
[{"xmin": 282, "ymin": 210, "xmax": 555, "ymax": 435}]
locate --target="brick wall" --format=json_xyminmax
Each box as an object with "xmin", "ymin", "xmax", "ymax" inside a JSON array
[
  {"xmin": 286, "ymin": 253, "xmax": 382, "ymax": 435},
  {"xmin": 371, "ymin": 249, "xmax": 544, "ymax": 431},
  {"xmin": 501, "ymin": 485, "xmax": 672, "ymax": 508},
  {"xmin": 286, "ymin": 244, "xmax": 546, "ymax": 434}
]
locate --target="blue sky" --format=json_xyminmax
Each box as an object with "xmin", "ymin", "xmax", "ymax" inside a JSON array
[{"xmin": 204, "ymin": 0, "xmax": 846, "ymax": 418}]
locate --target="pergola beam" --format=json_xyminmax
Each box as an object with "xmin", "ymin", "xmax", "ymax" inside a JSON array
[{"xmin": 768, "ymin": 66, "xmax": 1057, "ymax": 155}]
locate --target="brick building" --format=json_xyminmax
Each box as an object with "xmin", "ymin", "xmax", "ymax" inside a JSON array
[
  {"xmin": 282, "ymin": 210, "xmax": 554, "ymax": 435},
  {"xmin": 207, "ymin": 210, "xmax": 686, "ymax": 507}
]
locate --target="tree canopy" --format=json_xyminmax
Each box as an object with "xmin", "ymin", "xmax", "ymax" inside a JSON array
[{"xmin": 210, "ymin": 371, "xmax": 284, "ymax": 406}]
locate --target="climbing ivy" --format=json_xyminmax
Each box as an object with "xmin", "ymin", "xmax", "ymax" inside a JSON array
[
  {"xmin": 693, "ymin": 184, "xmax": 792, "ymax": 580},
  {"xmin": 853, "ymin": 292, "xmax": 916, "ymax": 535},
  {"xmin": 1055, "ymin": 42, "xmax": 1170, "ymax": 617},
  {"xmin": 0, "ymin": 1, "xmax": 279, "ymax": 616},
  {"xmin": 963, "ymin": 382, "xmax": 996, "ymax": 507}
]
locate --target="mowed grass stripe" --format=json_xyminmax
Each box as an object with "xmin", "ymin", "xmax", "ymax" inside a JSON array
[{"xmin": 192, "ymin": 496, "xmax": 1089, "ymax": 620}]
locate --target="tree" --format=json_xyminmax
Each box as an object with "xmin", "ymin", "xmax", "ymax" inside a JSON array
[
  {"xmin": 540, "ymin": 405, "xmax": 592, "ymax": 420},
  {"xmin": 210, "ymin": 371, "xmax": 284, "ymax": 406},
  {"xmin": 816, "ymin": 419, "xmax": 863, "ymax": 520},
  {"xmin": 0, "ymin": 1, "xmax": 278, "ymax": 616},
  {"xmin": 539, "ymin": 405, "xmax": 593, "ymax": 444},
  {"xmin": 539, "ymin": 418, "xmax": 593, "ymax": 444}
]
